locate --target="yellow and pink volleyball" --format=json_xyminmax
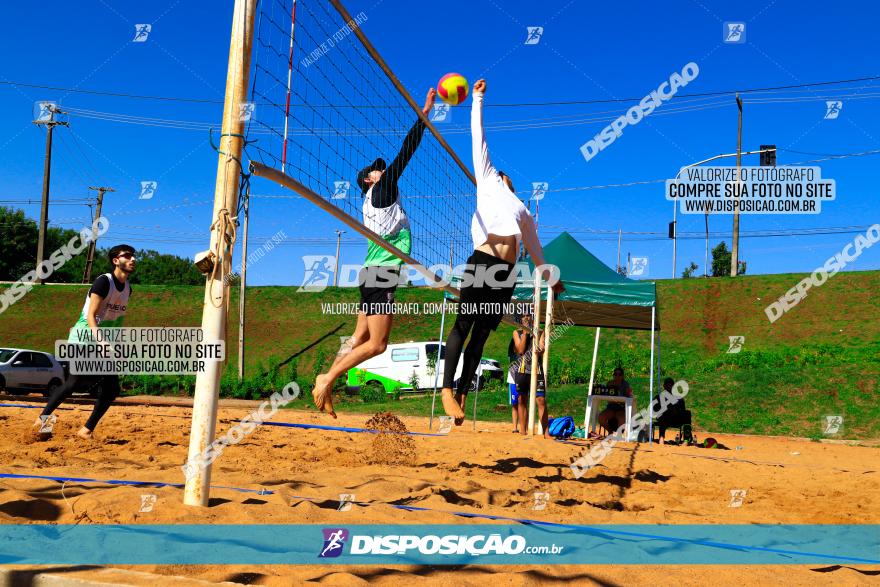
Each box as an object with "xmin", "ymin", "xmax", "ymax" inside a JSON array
[{"xmin": 437, "ymin": 73, "xmax": 469, "ymax": 106}]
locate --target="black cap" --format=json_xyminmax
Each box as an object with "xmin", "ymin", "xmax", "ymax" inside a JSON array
[{"xmin": 356, "ymin": 158, "xmax": 387, "ymax": 193}]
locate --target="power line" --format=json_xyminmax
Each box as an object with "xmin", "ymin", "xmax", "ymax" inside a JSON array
[{"xmin": 3, "ymin": 74, "xmax": 879, "ymax": 108}]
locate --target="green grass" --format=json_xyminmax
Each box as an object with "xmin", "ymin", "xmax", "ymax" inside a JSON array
[{"xmin": 1, "ymin": 270, "xmax": 878, "ymax": 438}]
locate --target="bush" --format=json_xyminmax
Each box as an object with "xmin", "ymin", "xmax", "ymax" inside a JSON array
[{"xmin": 359, "ymin": 381, "xmax": 385, "ymax": 403}]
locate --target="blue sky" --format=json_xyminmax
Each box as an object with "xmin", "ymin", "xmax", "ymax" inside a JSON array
[{"xmin": 1, "ymin": 0, "xmax": 879, "ymax": 285}]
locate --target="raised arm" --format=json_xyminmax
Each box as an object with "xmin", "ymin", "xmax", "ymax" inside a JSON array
[
  {"xmin": 471, "ymin": 79, "xmax": 496, "ymax": 182},
  {"xmin": 385, "ymin": 88, "xmax": 436, "ymax": 181},
  {"xmin": 519, "ymin": 213, "xmax": 565, "ymax": 295},
  {"xmin": 385, "ymin": 118, "xmax": 426, "ymax": 182}
]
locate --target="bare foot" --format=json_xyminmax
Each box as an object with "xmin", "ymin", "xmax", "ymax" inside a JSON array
[
  {"xmin": 441, "ymin": 388, "xmax": 464, "ymax": 422},
  {"xmin": 312, "ymin": 374, "xmax": 337, "ymax": 418},
  {"xmin": 76, "ymin": 427, "xmax": 93, "ymax": 440},
  {"xmin": 454, "ymin": 392, "xmax": 467, "ymax": 425}
]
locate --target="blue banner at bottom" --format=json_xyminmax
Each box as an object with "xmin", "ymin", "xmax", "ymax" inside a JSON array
[{"xmin": 0, "ymin": 524, "xmax": 877, "ymax": 565}]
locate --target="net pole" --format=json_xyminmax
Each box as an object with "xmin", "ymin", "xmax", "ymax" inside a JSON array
[
  {"xmin": 540, "ymin": 285, "xmax": 554, "ymax": 435},
  {"xmin": 527, "ymin": 276, "xmax": 542, "ymax": 436},
  {"xmin": 327, "ymin": 0, "xmax": 476, "ymax": 186},
  {"xmin": 428, "ymin": 294, "xmax": 447, "ymax": 430},
  {"xmin": 184, "ymin": 0, "xmax": 257, "ymax": 508},
  {"xmin": 238, "ymin": 185, "xmax": 250, "ymax": 381},
  {"xmin": 280, "ymin": 0, "xmax": 297, "ymax": 173}
]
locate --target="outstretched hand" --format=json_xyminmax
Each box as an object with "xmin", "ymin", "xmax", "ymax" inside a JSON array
[
  {"xmin": 473, "ymin": 79, "xmax": 486, "ymax": 94},
  {"xmin": 422, "ymin": 87, "xmax": 436, "ymax": 115}
]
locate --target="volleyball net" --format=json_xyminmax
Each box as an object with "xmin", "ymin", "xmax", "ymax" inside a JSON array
[{"xmin": 244, "ymin": 0, "xmax": 476, "ymax": 277}]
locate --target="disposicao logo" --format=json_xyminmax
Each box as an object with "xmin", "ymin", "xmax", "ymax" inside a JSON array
[{"xmin": 319, "ymin": 528, "xmax": 349, "ymax": 558}]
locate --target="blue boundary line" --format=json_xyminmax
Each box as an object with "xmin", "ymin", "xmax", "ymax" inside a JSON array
[
  {"xmin": 0, "ymin": 472, "xmax": 272, "ymax": 495},
  {"xmin": 248, "ymin": 419, "xmax": 445, "ymax": 436},
  {"xmin": 0, "ymin": 403, "xmax": 446, "ymax": 437}
]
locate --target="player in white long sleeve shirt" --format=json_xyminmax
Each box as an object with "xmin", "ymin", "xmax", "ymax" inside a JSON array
[{"xmin": 441, "ymin": 79, "xmax": 563, "ymax": 423}]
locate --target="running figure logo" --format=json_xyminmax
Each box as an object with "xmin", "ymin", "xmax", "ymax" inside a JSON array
[
  {"xmin": 133, "ymin": 24, "xmax": 152, "ymax": 42},
  {"xmin": 727, "ymin": 336, "xmax": 745, "ymax": 354},
  {"xmin": 532, "ymin": 182, "xmax": 548, "ymax": 201},
  {"xmin": 728, "ymin": 489, "xmax": 747, "ymax": 508},
  {"xmin": 139, "ymin": 181, "xmax": 157, "ymax": 200},
  {"xmin": 37, "ymin": 414, "xmax": 56, "ymax": 434},
  {"xmin": 823, "ymin": 415, "xmax": 843, "ymax": 435},
  {"xmin": 332, "ymin": 181, "xmax": 350, "ymax": 199},
  {"xmin": 298, "ymin": 256, "xmax": 336, "ymax": 292},
  {"xmin": 723, "ymin": 22, "xmax": 745, "ymax": 43},
  {"xmin": 436, "ymin": 416, "xmax": 454, "ymax": 435},
  {"xmin": 532, "ymin": 492, "xmax": 550, "ymax": 511},
  {"xmin": 824, "ymin": 101, "xmax": 843, "ymax": 119},
  {"xmin": 630, "ymin": 257, "xmax": 648, "ymax": 277},
  {"xmin": 138, "ymin": 494, "xmax": 157, "ymax": 513},
  {"xmin": 525, "ymin": 26, "xmax": 544, "ymax": 45},
  {"xmin": 319, "ymin": 528, "xmax": 349, "ymax": 558},
  {"xmin": 34, "ymin": 101, "xmax": 57, "ymax": 123},
  {"xmin": 337, "ymin": 494, "xmax": 356, "ymax": 512},
  {"xmin": 430, "ymin": 103, "xmax": 450, "ymax": 123},
  {"xmin": 239, "ymin": 102, "xmax": 256, "ymax": 122}
]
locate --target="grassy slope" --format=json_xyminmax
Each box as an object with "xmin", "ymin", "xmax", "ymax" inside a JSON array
[{"xmin": 1, "ymin": 270, "xmax": 878, "ymax": 438}]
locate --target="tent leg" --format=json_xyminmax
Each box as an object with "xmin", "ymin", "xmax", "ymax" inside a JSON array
[
  {"xmin": 527, "ymin": 275, "xmax": 543, "ymax": 436},
  {"xmin": 648, "ymin": 306, "xmax": 656, "ymax": 444},
  {"xmin": 539, "ymin": 285, "xmax": 554, "ymax": 436},
  {"xmin": 583, "ymin": 327, "xmax": 601, "ymax": 432}
]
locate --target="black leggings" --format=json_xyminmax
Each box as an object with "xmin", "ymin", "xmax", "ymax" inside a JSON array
[
  {"xmin": 442, "ymin": 250, "xmax": 515, "ymax": 394},
  {"xmin": 443, "ymin": 317, "xmax": 495, "ymax": 394},
  {"xmin": 41, "ymin": 375, "xmax": 121, "ymax": 431}
]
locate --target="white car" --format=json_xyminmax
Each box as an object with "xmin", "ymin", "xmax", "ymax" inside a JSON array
[
  {"xmin": 0, "ymin": 348, "xmax": 66, "ymax": 397},
  {"xmin": 346, "ymin": 341, "xmax": 502, "ymax": 395}
]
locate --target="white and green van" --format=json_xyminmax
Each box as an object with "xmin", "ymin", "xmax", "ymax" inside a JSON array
[{"xmin": 346, "ymin": 341, "xmax": 501, "ymax": 396}]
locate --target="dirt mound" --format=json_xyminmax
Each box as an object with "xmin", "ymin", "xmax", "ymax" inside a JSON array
[{"xmin": 364, "ymin": 412, "xmax": 416, "ymax": 466}]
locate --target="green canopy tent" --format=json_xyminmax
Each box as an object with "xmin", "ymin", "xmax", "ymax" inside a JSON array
[{"xmin": 511, "ymin": 232, "xmax": 661, "ymax": 441}]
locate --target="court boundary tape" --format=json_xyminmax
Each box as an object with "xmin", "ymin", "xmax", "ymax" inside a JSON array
[
  {"xmin": 0, "ymin": 403, "xmax": 447, "ymax": 437},
  {"xmin": 0, "ymin": 472, "xmax": 272, "ymax": 495}
]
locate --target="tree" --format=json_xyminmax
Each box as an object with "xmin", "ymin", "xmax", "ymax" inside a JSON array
[
  {"xmin": 681, "ymin": 261, "xmax": 699, "ymax": 278},
  {"xmin": 0, "ymin": 207, "xmax": 38, "ymax": 280},
  {"xmin": 0, "ymin": 206, "xmax": 204, "ymax": 285},
  {"xmin": 711, "ymin": 241, "xmax": 746, "ymax": 277},
  {"xmin": 124, "ymin": 249, "xmax": 204, "ymax": 286},
  {"xmin": 0, "ymin": 206, "xmax": 86, "ymax": 281}
]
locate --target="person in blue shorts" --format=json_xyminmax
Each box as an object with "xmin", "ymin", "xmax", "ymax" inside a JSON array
[{"xmin": 511, "ymin": 314, "xmax": 548, "ymax": 438}]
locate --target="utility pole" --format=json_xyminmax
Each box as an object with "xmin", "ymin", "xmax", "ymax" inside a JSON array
[
  {"xmin": 333, "ymin": 229, "xmax": 344, "ymax": 286},
  {"xmin": 616, "ymin": 228, "xmax": 622, "ymax": 273},
  {"xmin": 730, "ymin": 93, "xmax": 743, "ymax": 277},
  {"xmin": 82, "ymin": 186, "xmax": 114, "ymax": 283},
  {"xmin": 33, "ymin": 104, "xmax": 68, "ymax": 284}
]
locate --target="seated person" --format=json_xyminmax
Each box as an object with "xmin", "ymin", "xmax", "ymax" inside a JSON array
[
  {"xmin": 596, "ymin": 367, "xmax": 632, "ymax": 436},
  {"xmin": 656, "ymin": 377, "xmax": 692, "ymax": 444}
]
